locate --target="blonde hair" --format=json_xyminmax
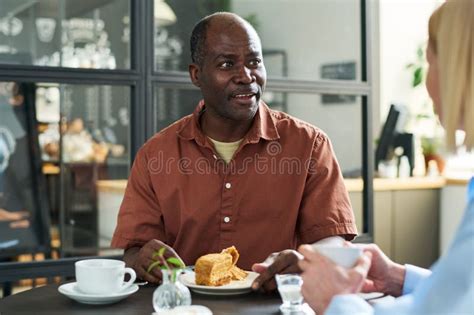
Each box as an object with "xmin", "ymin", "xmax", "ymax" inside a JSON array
[{"xmin": 428, "ymin": 0, "xmax": 474, "ymax": 152}]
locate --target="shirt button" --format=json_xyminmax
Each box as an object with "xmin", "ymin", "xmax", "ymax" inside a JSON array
[
  {"xmin": 225, "ymin": 182, "xmax": 232, "ymax": 189},
  {"xmin": 213, "ymin": 154, "xmax": 218, "ymax": 160},
  {"xmin": 224, "ymin": 216, "xmax": 231, "ymax": 223}
]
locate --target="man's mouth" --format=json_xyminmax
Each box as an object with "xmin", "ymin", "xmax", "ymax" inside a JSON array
[
  {"xmin": 230, "ymin": 90, "xmax": 259, "ymax": 101},
  {"xmin": 233, "ymin": 93, "xmax": 256, "ymax": 99}
]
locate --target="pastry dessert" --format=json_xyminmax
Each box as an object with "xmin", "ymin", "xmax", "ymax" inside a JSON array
[{"xmin": 195, "ymin": 246, "xmax": 248, "ymax": 286}]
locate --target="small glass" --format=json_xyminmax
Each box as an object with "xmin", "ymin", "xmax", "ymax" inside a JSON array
[{"xmin": 275, "ymin": 274, "xmax": 304, "ymax": 313}]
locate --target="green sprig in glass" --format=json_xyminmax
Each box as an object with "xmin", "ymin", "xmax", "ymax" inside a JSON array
[{"xmin": 147, "ymin": 247, "xmax": 185, "ymax": 282}]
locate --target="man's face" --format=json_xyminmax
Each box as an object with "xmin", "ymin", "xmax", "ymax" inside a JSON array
[{"xmin": 189, "ymin": 20, "xmax": 267, "ymax": 122}]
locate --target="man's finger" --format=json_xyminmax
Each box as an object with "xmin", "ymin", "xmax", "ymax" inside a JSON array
[
  {"xmin": 139, "ymin": 266, "xmax": 161, "ymax": 284},
  {"xmin": 251, "ymin": 263, "xmax": 267, "ymax": 274},
  {"xmin": 136, "ymin": 264, "xmax": 157, "ymax": 281},
  {"xmin": 149, "ymin": 266, "xmax": 163, "ymax": 279},
  {"xmin": 252, "ymin": 264, "xmax": 281, "ymax": 290},
  {"xmin": 252, "ymin": 252, "xmax": 298, "ymax": 291},
  {"xmin": 261, "ymin": 278, "xmax": 277, "ymax": 292},
  {"xmin": 278, "ymin": 263, "xmax": 301, "ymax": 275},
  {"xmin": 262, "ymin": 252, "xmax": 279, "ymax": 265},
  {"xmin": 259, "ymin": 262, "xmax": 301, "ymax": 293}
]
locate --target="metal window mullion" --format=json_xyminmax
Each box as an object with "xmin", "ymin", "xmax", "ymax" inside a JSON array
[
  {"xmin": 144, "ymin": 0, "xmax": 155, "ymax": 140},
  {"xmin": 129, "ymin": 0, "xmax": 148, "ymax": 160},
  {"xmin": 362, "ymin": 0, "xmax": 375, "ymax": 238},
  {"xmin": 0, "ymin": 67, "xmax": 140, "ymax": 85}
]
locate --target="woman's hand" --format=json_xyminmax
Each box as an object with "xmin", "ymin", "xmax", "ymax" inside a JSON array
[
  {"xmin": 352, "ymin": 243, "xmax": 406, "ymax": 297},
  {"xmin": 298, "ymin": 244, "xmax": 372, "ymax": 314}
]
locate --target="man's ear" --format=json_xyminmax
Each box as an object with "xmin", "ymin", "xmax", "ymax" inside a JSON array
[{"xmin": 188, "ymin": 63, "xmax": 201, "ymax": 88}]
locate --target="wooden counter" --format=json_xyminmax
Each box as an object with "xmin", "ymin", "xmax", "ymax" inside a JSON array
[
  {"xmin": 344, "ymin": 177, "xmax": 446, "ymax": 192},
  {"xmin": 96, "ymin": 179, "xmax": 128, "ymax": 193},
  {"xmin": 96, "ymin": 177, "xmax": 462, "ymax": 193},
  {"xmin": 444, "ymin": 177, "xmax": 471, "ymax": 186}
]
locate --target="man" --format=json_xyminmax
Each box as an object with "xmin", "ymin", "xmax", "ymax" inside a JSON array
[{"xmin": 111, "ymin": 12, "xmax": 357, "ymax": 290}]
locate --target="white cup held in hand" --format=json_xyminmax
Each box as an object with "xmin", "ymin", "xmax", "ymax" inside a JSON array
[
  {"xmin": 312, "ymin": 245, "xmax": 363, "ymax": 268},
  {"xmin": 75, "ymin": 259, "xmax": 136, "ymax": 295}
]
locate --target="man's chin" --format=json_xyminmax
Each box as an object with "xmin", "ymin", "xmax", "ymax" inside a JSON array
[{"xmin": 235, "ymin": 105, "xmax": 259, "ymax": 121}]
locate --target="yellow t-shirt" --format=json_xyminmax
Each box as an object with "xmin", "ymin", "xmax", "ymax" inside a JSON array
[{"xmin": 208, "ymin": 137, "xmax": 243, "ymax": 164}]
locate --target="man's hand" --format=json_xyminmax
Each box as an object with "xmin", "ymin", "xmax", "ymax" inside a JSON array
[
  {"xmin": 298, "ymin": 244, "xmax": 372, "ymax": 314},
  {"xmin": 352, "ymin": 243, "xmax": 406, "ymax": 297},
  {"xmin": 123, "ymin": 239, "xmax": 183, "ymax": 284},
  {"xmin": 251, "ymin": 249, "xmax": 303, "ymax": 292}
]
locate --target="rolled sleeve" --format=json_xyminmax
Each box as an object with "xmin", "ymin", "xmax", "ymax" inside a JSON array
[
  {"xmin": 297, "ymin": 133, "xmax": 358, "ymax": 243},
  {"xmin": 111, "ymin": 146, "xmax": 165, "ymax": 249}
]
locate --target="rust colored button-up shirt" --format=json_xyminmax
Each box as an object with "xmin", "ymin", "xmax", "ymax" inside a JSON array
[{"xmin": 111, "ymin": 101, "xmax": 357, "ymax": 270}]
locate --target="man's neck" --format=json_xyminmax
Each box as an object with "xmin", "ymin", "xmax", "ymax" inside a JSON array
[{"xmin": 200, "ymin": 109, "xmax": 255, "ymax": 142}]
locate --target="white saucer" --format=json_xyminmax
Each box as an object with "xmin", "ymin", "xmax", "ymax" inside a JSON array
[{"xmin": 58, "ymin": 282, "xmax": 139, "ymax": 305}]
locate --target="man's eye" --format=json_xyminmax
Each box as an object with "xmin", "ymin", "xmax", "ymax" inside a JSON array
[
  {"xmin": 249, "ymin": 59, "xmax": 262, "ymax": 67},
  {"xmin": 219, "ymin": 61, "xmax": 233, "ymax": 68}
]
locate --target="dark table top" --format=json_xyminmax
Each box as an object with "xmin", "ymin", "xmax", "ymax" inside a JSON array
[{"xmin": 0, "ymin": 284, "xmax": 313, "ymax": 315}]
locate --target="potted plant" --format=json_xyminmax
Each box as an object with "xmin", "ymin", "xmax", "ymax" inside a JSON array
[
  {"xmin": 148, "ymin": 247, "xmax": 191, "ymax": 312},
  {"xmin": 421, "ymin": 136, "xmax": 445, "ymax": 174}
]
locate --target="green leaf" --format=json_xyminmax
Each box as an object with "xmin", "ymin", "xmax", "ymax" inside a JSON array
[
  {"xmin": 147, "ymin": 260, "xmax": 163, "ymax": 273},
  {"xmin": 158, "ymin": 247, "xmax": 166, "ymax": 257},
  {"xmin": 152, "ymin": 247, "xmax": 167, "ymax": 260},
  {"xmin": 413, "ymin": 67, "xmax": 423, "ymax": 87},
  {"xmin": 166, "ymin": 257, "xmax": 185, "ymax": 268}
]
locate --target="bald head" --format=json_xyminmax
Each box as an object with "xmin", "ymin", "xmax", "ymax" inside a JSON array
[{"xmin": 190, "ymin": 12, "xmax": 260, "ymax": 66}]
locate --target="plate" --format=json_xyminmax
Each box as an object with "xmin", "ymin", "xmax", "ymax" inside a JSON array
[
  {"xmin": 179, "ymin": 271, "xmax": 258, "ymax": 296},
  {"xmin": 58, "ymin": 282, "xmax": 139, "ymax": 305}
]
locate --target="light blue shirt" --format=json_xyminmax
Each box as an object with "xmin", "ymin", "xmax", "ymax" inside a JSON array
[{"xmin": 326, "ymin": 177, "xmax": 474, "ymax": 315}]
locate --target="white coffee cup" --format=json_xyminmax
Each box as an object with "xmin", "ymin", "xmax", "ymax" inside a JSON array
[
  {"xmin": 75, "ymin": 259, "xmax": 136, "ymax": 295},
  {"xmin": 312, "ymin": 245, "xmax": 363, "ymax": 268}
]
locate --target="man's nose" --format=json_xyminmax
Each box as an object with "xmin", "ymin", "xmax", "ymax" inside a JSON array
[{"xmin": 234, "ymin": 65, "xmax": 255, "ymax": 84}]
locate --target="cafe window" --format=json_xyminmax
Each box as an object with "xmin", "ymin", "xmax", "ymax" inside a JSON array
[
  {"xmin": 0, "ymin": 81, "xmax": 130, "ymax": 262},
  {"xmin": 0, "ymin": 0, "xmax": 130, "ymax": 69}
]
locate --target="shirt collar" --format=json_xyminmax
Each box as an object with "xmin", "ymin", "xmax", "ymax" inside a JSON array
[{"xmin": 177, "ymin": 100, "xmax": 280, "ymax": 146}]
